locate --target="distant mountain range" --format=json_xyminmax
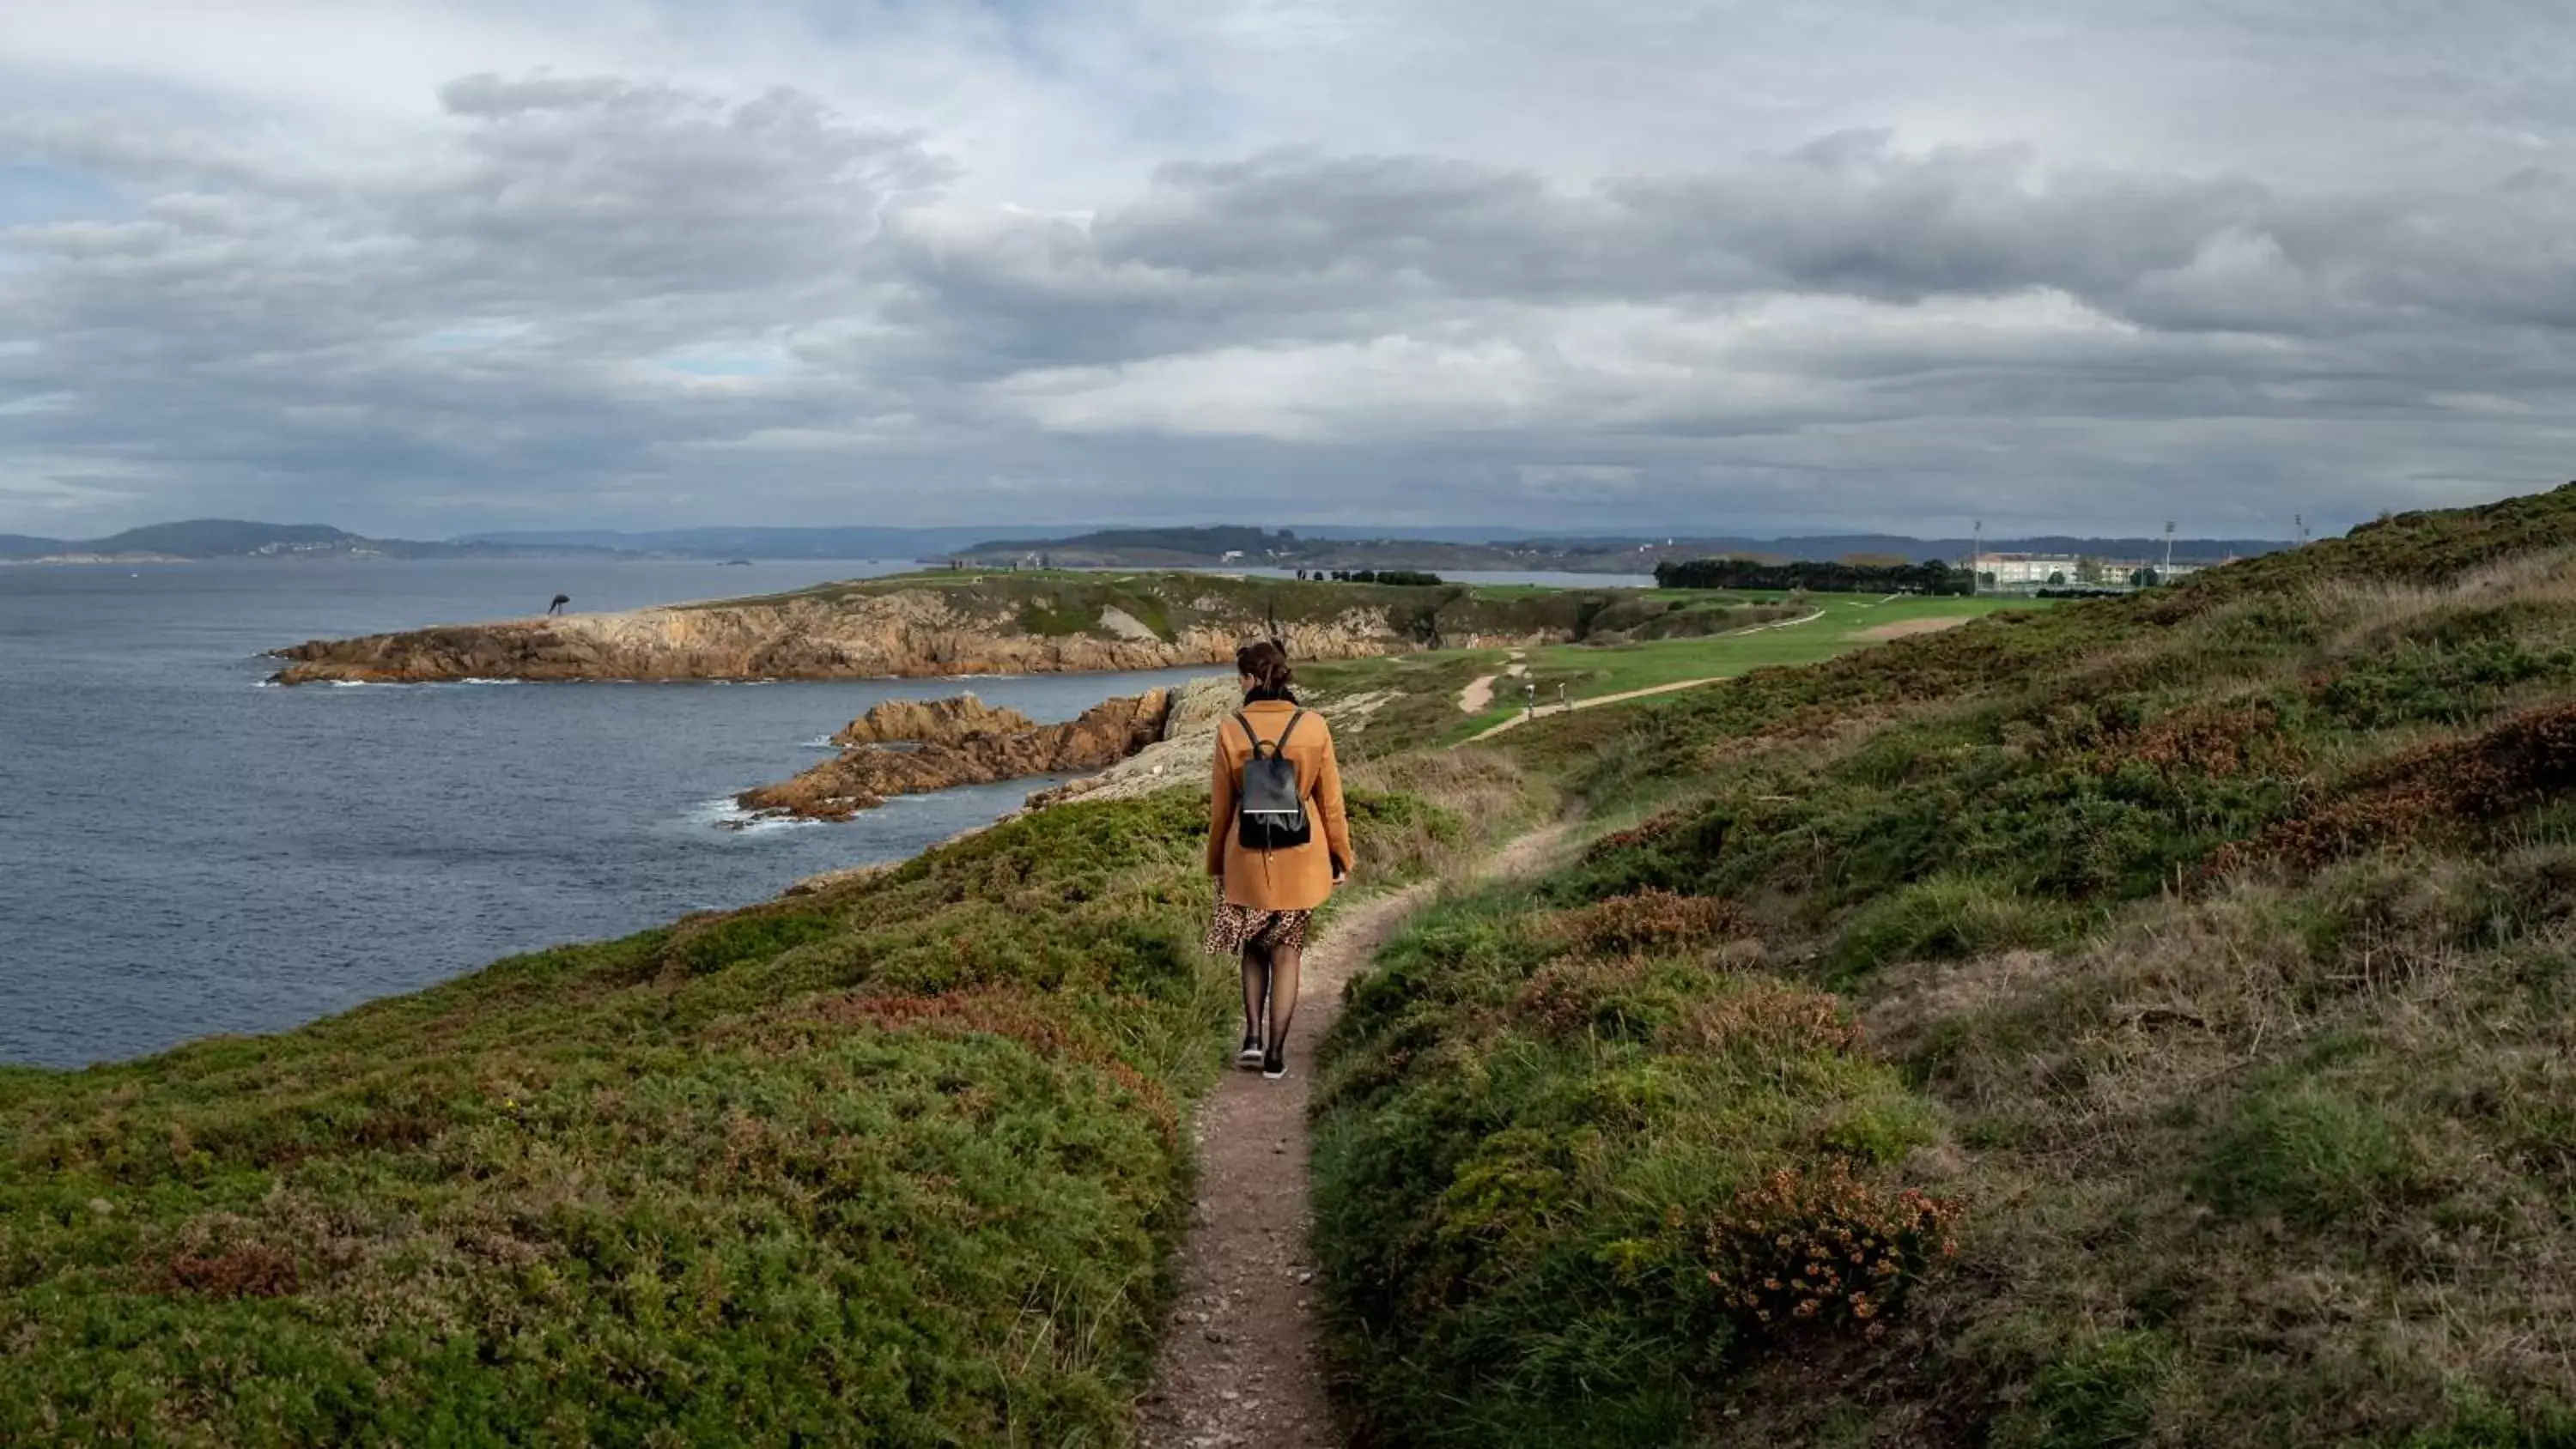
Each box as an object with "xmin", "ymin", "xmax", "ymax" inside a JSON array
[
  {"xmin": 956, "ymin": 525, "xmax": 2293, "ymax": 573},
  {"xmin": 453, "ymin": 525, "xmax": 1050, "ymax": 558},
  {"xmin": 1, "ymin": 518, "xmax": 2301, "ymax": 567},
  {"xmin": 449, "ymin": 523, "xmax": 1563, "ymax": 556}
]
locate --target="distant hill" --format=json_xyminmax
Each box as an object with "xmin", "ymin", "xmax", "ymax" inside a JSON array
[
  {"xmin": 962, "ymin": 526, "xmax": 1303, "ymax": 563},
  {"xmin": 459, "ymin": 524, "xmax": 1560, "ymax": 555},
  {"xmin": 90, "ymin": 520, "xmax": 361, "ymax": 555},
  {"xmin": 455, "ymin": 525, "xmax": 1055, "ymax": 558},
  {"xmin": 0, "ymin": 519, "xmax": 623, "ymax": 561}
]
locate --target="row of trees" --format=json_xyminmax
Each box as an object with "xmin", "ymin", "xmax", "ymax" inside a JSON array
[{"xmin": 1654, "ymin": 557, "xmax": 1975, "ymax": 595}]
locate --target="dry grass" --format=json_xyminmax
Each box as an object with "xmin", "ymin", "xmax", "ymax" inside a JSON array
[
  {"xmin": 1346, "ymin": 747, "xmax": 1552, "ymax": 878},
  {"xmin": 1815, "ymin": 847, "xmax": 2576, "ymax": 1446},
  {"xmin": 1856, "ymin": 615, "xmax": 1973, "ymax": 641}
]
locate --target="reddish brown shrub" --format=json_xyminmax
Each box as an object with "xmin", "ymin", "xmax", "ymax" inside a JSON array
[
  {"xmin": 1670, "ymin": 982, "xmax": 1863, "ymax": 1058},
  {"xmin": 1704, "ymin": 1161, "xmax": 1960, "ymax": 1340},
  {"xmin": 1585, "ymin": 811, "xmax": 1689, "ymax": 859},
  {"xmin": 165, "ymin": 1243, "xmax": 301, "ymax": 1300},
  {"xmin": 2117, "ymin": 700, "xmax": 2298, "ymax": 779},
  {"xmin": 2212, "ymin": 700, "xmax": 2576, "ymax": 872},
  {"xmin": 1510, "ymin": 955, "xmax": 1651, "ymax": 1036},
  {"xmin": 1544, "ymin": 888, "xmax": 1746, "ymax": 956}
]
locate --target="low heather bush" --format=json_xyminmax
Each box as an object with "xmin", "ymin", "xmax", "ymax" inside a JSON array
[{"xmin": 1704, "ymin": 1160, "xmax": 1961, "ymax": 1339}]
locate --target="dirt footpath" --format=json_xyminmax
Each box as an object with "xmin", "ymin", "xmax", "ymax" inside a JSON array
[
  {"xmin": 1134, "ymin": 824, "xmax": 1571, "ymax": 1448},
  {"xmin": 1455, "ymin": 651, "xmax": 1527, "ymax": 714},
  {"xmin": 1132, "ymin": 885, "xmax": 1429, "ymax": 1449}
]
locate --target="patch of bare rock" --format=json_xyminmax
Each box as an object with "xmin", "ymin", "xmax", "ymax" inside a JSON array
[{"xmin": 1023, "ymin": 676, "xmax": 1241, "ymax": 809}]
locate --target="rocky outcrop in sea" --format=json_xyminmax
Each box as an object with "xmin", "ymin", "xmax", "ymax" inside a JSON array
[{"xmin": 733, "ymin": 689, "xmax": 1176, "ymax": 822}]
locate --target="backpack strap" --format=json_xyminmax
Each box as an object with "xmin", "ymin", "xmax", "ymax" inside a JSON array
[
  {"xmin": 1234, "ymin": 712, "xmax": 1273, "ymax": 759},
  {"xmin": 1235, "ymin": 708, "xmax": 1309, "ymax": 759}
]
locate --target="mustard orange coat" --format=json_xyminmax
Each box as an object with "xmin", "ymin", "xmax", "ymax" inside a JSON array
[{"xmin": 1206, "ymin": 699, "xmax": 1354, "ymax": 912}]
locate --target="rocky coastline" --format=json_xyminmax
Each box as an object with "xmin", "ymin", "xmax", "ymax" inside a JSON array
[
  {"xmin": 262, "ymin": 573, "xmax": 1614, "ymax": 685},
  {"xmin": 266, "ymin": 597, "xmax": 1327, "ymax": 684}
]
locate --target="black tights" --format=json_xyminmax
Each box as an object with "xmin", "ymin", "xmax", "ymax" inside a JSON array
[{"xmin": 1241, "ymin": 942, "xmax": 1303, "ymax": 1049}]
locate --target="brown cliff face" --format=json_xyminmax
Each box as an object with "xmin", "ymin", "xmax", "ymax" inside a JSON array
[
  {"xmin": 734, "ymin": 689, "xmax": 1174, "ymax": 822},
  {"xmin": 828, "ymin": 694, "xmax": 1035, "ymax": 748},
  {"xmin": 266, "ymin": 588, "xmax": 1435, "ymax": 685}
]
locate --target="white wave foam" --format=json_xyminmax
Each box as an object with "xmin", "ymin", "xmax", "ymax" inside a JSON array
[
  {"xmin": 799, "ymin": 736, "xmax": 842, "ymax": 749},
  {"xmin": 690, "ymin": 797, "xmax": 824, "ymax": 834}
]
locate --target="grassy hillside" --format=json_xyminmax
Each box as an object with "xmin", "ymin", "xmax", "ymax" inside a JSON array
[
  {"xmin": 1310, "ymin": 483, "xmax": 2576, "ymax": 1446},
  {"xmin": 0, "ymin": 762, "xmax": 1528, "ymax": 1446},
  {"xmin": 16, "ymin": 482, "xmax": 2571, "ymax": 1446}
]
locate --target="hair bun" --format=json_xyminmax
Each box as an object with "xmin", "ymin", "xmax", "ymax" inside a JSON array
[{"xmin": 1236, "ymin": 639, "xmax": 1295, "ymax": 691}]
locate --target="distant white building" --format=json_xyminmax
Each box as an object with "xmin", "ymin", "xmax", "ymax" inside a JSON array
[
  {"xmin": 1977, "ymin": 553, "xmax": 2077, "ymax": 586},
  {"xmin": 1969, "ymin": 552, "xmax": 2213, "ymax": 590}
]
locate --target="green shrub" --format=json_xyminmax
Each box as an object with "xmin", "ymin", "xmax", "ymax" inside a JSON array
[
  {"xmin": 2190, "ymin": 1076, "xmax": 2436, "ymax": 1229},
  {"xmin": 1826, "ymin": 875, "xmax": 2091, "ymax": 979},
  {"xmin": 2317, "ymin": 635, "xmax": 2576, "ymax": 731},
  {"xmin": 1994, "ymin": 1330, "xmax": 2178, "ymax": 1449}
]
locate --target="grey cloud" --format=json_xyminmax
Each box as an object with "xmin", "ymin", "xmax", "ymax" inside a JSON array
[
  {"xmin": 3, "ymin": 58, "xmax": 2573, "ymax": 537},
  {"xmin": 1608, "ymin": 132, "xmax": 2272, "ymax": 306},
  {"xmin": 0, "ymin": 85, "xmax": 952, "ymax": 537}
]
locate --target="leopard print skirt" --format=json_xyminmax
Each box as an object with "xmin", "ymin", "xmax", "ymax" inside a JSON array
[{"xmin": 1204, "ymin": 900, "xmax": 1313, "ymax": 955}]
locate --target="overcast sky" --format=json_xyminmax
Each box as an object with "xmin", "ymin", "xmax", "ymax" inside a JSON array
[{"xmin": 3, "ymin": 2, "xmax": 2573, "ymax": 539}]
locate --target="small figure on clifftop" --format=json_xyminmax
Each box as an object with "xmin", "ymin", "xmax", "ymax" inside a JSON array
[
  {"xmin": 1207, "ymin": 640, "xmax": 1353, "ymax": 1081},
  {"xmin": 547, "ymin": 594, "xmax": 569, "ymax": 615}
]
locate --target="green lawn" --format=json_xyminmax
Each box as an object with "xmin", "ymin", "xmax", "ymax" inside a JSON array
[{"xmin": 1315, "ymin": 593, "xmax": 2055, "ymax": 742}]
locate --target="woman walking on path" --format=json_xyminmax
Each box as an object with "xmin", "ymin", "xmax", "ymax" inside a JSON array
[{"xmin": 1206, "ymin": 640, "xmax": 1353, "ymax": 1080}]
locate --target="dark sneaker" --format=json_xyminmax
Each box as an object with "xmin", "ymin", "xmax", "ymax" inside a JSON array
[
  {"xmin": 1262, "ymin": 1043, "xmax": 1287, "ymax": 1080},
  {"xmin": 1238, "ymin": 1033, "xmax": 1263, "ymax": 1068}
]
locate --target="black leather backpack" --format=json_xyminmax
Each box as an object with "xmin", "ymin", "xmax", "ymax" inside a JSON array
[{"xmin": 1232, "ymin": 711, "xmax": 1313, "ymax": 850}]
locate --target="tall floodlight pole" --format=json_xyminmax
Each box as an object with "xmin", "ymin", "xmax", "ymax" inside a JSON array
[
  {"xmin": 2296, "ymin": 513, "xmax": 2309, "ymax": 548},
  {"xmin": 2163, "ymin": 520, "xmax": 2175, "ymax": 585}
]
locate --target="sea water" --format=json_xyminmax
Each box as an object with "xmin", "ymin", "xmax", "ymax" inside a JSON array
[{"xmin": 0, "ymin": 558, "xmax": 1215, "ymax": 1067}]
